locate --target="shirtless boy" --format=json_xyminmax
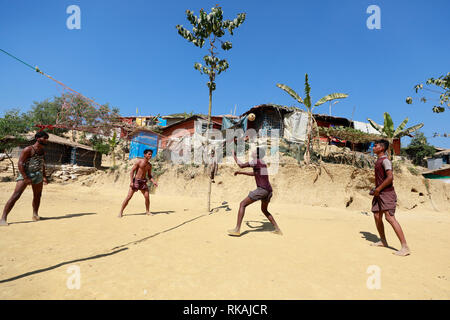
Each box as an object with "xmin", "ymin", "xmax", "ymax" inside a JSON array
[
  {"xmin": 228, "ymin": 147, "xmax": 282, "ymax": 236},
  {"xmin": 371, "ymin": 140, "xmax": 410, "ymax": 256},
  {"xmin": 1, "ymin": 131, "xmax": 49, "ymax": 226},
  {"xmin": 118, "ymin": 149, "xmax": 158, "ymax": 218}
]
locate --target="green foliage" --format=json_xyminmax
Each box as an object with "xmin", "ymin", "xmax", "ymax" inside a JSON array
[
  {"xmin": 401, "ymin": 132, "xmax": 436, "ymax": 167},
  {"xmin": 314, "ymin": 93, "xmax": 350, "ymax": 107},
  {"xmin": 406, "ymin": 72, "xmax": 450, "ymax": 113},
  {"xmin": 0, "ymin": 109, "xmax": 29, "ymax": 141},
  {"xmin": 0, "ymin": 109, "xmax": 30, "ymax": 151},
  {"xmin": 0, "ymin": 109, "xmax": 30, "ymax": 175},
  {"xmin": 109, "ymin": 131, "xmax": 118, "ymax": 151},
  {"xmin": 383, "ymin": 112, "xmax": 394, "ymax": 136},
  {"xmin": 407, "ymin": 166, "xmax": 420, "ymax": 176},
  {"xmin": 176, "ymin": 5, "xmax": 246, "ymax": 93},
  {"xmin": 57, "ymin": 93, "xmax": 121, "ymax": 135},
  {"xmin": 318, "ymin": 126, "xmax": 381, "ymax": 143},
  {"xmin": 26, "ymin": 98, "xmax": 66, "ymax": 135},
  {"xmin": 275, "ymin": 84, "xmax": 304, "ymax": 105},
  {"xmin": 90, "ymin": 135, "xmax": 110, "ymax": 155},
  {"xmin": 368, "ymin": 112, "xmax": 424, "ymax": 139},
  {"xmin": 276, "ymin": 73, "xmax": 348, "ymax": 164}
]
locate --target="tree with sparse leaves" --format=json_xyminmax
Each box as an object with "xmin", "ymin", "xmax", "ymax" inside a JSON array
[
  {"xmin": 0, "ymin": 109, "xmax": 30, "ymax": 176},
  {"xmin": 406, "ymin": 72, "xmax": 450, "ymax": 113},
  {"xmin": 176, "ymin": 5, "xmax": 246, "ymax": 211},
  {"xmin": 176, "ymin": 5, "xmax": 245, "ymax": 124}
]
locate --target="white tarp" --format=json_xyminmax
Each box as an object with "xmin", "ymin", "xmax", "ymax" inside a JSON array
[
  {"xmin": 353, "ymin": 121, "xmax": 381, "ymax": 135},
  {"xmin": 283, "ymin": 111, "xmax": 308, "ymax": 143}
]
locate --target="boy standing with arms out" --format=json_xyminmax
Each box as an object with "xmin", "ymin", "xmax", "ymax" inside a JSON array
[
  {"xmin": 228, "ymin": 147, "xmax": 282, "ymax": 236},
  {"xmin": 1, "ymin": 131, "xmax": 49, "ymax": 226},
  {"xmin": 371, "ymin": 140, "xmax": 410, "ymax": 256},
  {"xmin": 118, "ymin": 149, "xmax": 158, "ymax": 218}
]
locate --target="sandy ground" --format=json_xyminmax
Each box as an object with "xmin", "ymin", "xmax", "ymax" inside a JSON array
[{"xmin": 1, "ymin": 178, "xmax": 449, "ymax": 300}]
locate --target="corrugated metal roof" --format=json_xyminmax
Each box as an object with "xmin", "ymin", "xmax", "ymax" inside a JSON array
[{"xmin": 161, "ymin": 115, "xmax": 222, "ymax": 132}]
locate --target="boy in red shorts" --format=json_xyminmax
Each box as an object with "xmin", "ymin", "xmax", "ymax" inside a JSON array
[
  {"xmin": 228, "ymin": 147, "xmax": 282, "ymax": 236},
  {"xmin": 118, "ymin": 149, "xmax": 158, "ymax": 218},
  {"xmin": 371, "ymin": 140, "xmax": 410, "ymax": 256}
]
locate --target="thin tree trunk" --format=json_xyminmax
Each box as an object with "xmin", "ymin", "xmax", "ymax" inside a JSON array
[
  {"xmin": 5, "ymin": 152, "xmax": 15, "ymax": 177},
  {"xmin": 304, "ymin": 113, "xmax": 312, "ymax": 165},
  {"xmin": 207, "ymin": 85, "xmax": 213, "ymax": 213}
]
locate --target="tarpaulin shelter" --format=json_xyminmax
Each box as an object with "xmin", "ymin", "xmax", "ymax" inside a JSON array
[{"xmin": 128, "ymin": 129, "xmax": 160, "ymax": 160}]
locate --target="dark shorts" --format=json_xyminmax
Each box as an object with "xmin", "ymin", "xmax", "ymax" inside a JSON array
[
  {"xmin": 371, "ymin": 191, "xmax": 397, "ymax": 216},
  {"xmin": 248, "ymin": 187, "xmax": 273, "ymax": 202},
  {"xmin": 132, "ymin": 178, "xmax": 148, "ymax": 191},
  {"xmin": 16, "ymin": 171, "xmax": 43, "ymax": 184}
]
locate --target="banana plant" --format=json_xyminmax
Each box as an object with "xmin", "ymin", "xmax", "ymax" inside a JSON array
[
  {"xmin": 367, "ymin": 112, "xmax": 424, "ymax": 157},
  {"xmin": 277, "ymin": 74, "xmax": 348, "ymax": 164}
]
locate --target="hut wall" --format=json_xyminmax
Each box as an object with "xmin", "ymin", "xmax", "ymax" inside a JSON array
[
  {"xmin": 45, "ymin": 143, "xmax": 72, "ymax": 164},
  {"xmin": 7, "ymin": 139, "xmax": 100, "ymax": 167},
  {"xmin": 74, "ymin": 148, "xmax": 102, "ymax": 168},
  {"xmin": 161, "ymin": 119, "xmax": 196, "ymax": 149},
  {"xmin": 249, "ymin": 109, "xmax": 284, "ymax": 137}
]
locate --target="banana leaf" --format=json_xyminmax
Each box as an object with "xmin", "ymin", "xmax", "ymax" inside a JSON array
[
  {"xmin": 276, "ymin": 83, "xmax": 304, "ymax": 105},
  {"xmin": 395, "ymin": 123, "xmax": 424, "ymax": 138},
  {"xmin": 367, "ymin": 118, "xmax": 384, "ymax": 134},
  {"xmin": 383, "ymin": 112, "xmax": 394, "ymax": 137},
  {"xmin": 313, "ymin": 93, "xmax": 349, "ymax": 107},
  {"xmin": 393, "ymin": 118, "xmax": 409, "ymax": 137}
]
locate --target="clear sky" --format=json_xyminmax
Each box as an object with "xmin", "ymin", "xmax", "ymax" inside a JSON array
[{"xmin": 1, "ymin": 0, "xmax": 449, "ymax": 147}]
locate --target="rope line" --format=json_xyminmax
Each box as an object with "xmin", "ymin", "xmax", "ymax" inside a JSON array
[{"xmin": 1, "ymin": 48, "xmax": 103, "ymax": 108}]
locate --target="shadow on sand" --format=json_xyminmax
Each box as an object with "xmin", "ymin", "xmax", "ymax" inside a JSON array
[
  {"xmin": 210, "ymin": 201, "xmax": 232, "ymax": 214},
  {"xmin": 8, "ymin": 213, "xmax": 97, "ymax": 225},
  {"xmin": 124, "ymin": 210, "xmax": 175, "ymax": 217},
  {"xmin": 1, "ymin": 212, "xmax": 209, "ymax": 284},
  {"xmin": 239, "ymin": 220, "xmax": 277, "ymax": 236},
  {"xmin": 0, "ymin": 247, "xmax": 128, "ymax": 284},
  {"xmin": 359, "ymin": 231, "xmax": 397, "ymax": 251}
]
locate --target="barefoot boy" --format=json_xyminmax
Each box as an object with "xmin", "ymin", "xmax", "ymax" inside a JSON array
[
  {"xmin": 118, "ymin": 149, "xmax": 158, "ymax": 218},
  {"xmin": 371, "ymin": 140, "xmax": 410, "ymax": 256},
  {"xmin": 228, "ymin": 147, "xmax": 282, "ymax": 236},
  {"xmin": 1, "ymin": 131, "xmax": 49, "ymax": 226}
]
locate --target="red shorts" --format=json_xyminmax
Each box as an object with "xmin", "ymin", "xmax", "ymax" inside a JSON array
[{"xmin": 132, "ymin": 178, "xmax": 148, "ymax": 191}]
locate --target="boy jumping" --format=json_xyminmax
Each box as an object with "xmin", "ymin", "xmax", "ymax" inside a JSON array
[{"xmin": 228, "ymin": 147, "xmax": 282, "ymax": 236}]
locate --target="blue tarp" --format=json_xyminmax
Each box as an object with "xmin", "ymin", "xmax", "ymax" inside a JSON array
[
  {"xmin": 221, "ymin": 115, "xmax": 248, "ymax": 131},
  {"xmin": 157, "ymin": 117, "xmax": 167, "ymax": 126},
  {"xmin": 129, "ymin": 131, "xmax": 158, "ymax": 159}
]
